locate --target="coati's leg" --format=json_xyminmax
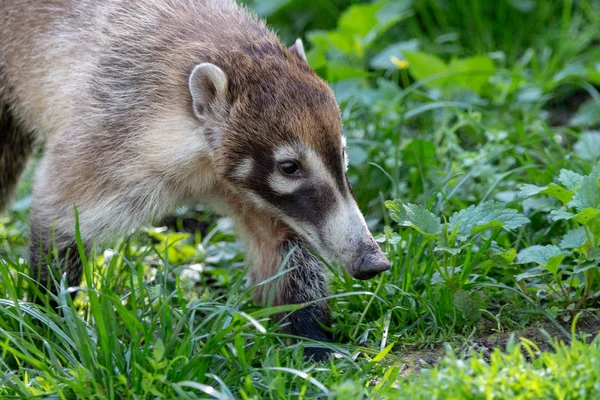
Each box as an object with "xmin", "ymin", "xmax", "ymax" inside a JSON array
[
  {"xmin": 240, "ymin": 213, "xmax": 332, "ymax": 360},
  {"xmin": 29, "ymin": 200, "xmax": 85, "ymax": 300},
  {"xmin": 28, "ymin": 149, "xmax": 180, "ymax": 301},
  {"xmin": 0, "ymin": 104, "xmax": 33, "ymax": 211},
  {"xmin": 277, "ymin": 239, "xmax": 333, "ymax": 360}
]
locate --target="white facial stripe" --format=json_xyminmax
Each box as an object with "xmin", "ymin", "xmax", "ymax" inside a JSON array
[
  {"xmin": 304, "ymin": 147, "xmax": 338, "ymax": 190},
  {"xmin": 232, "ymin": 157, "xmax": 253, "ymax": 180},
  {"xmin": 244, "ymin": 191, "xmax": 278, "ymax": 214},
  {"xmin": 273, "ymin": 145, "xmax": 299, "ymax": 162},
  {"xmin": 268, "ymin": 173, "xmax": 303, "ymax": 194},
  {"xmin": 321, "ymin": 198, "xmax": 370, "ymax": 263}
]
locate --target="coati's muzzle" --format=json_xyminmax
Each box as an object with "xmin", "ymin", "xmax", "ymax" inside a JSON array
[{"xmin": 301, "ymin": 198, "xmax": 391, "ymax": 281}]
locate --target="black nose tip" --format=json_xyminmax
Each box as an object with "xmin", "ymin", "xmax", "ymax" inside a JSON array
[{"xmin": 353, "ymin": 251, "xmax": 391, "ymax": 280}]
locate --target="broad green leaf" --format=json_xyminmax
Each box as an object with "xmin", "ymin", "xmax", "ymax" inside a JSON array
[
  {"xmin": 518, "ymin": 184, "xmax": 547, "ymax": 198},
  {"xmin": 448, "ymin": 201, "xmax": 530, "ymax": 241},
  {"xmin": 574, "ymin": 263, "xmax": 599, "ymax": 274},
  {"xmin": 558, "ymin": 169, "xmax": 585, "ymax": 191},
  {"xmin": 499, "ymin": 248, "xmax": 517, "ymax": 263},
  {"xmin": 559, "ymin": 227, "xmax": 588, "ymax": 249},
  {"xmin": 404, "ymin": 51, "xmax": 448, "ymax": 84},
  {"xmin": 517, "ymin": 245, "xmax": 564, "ymax": 274},
  {"xmin": 306, "ymin": 31, "xmax": 329, "ymax": 69},
  {"xmin": 553, "ymin": 62, "xmax": 587, "ymax": 82},
  {"xmin": 370, "ymin": 40, "xmax": 419, "ymax": 69},
  {"xmin": 569, "ymin": 174, "xmax": 600, "ymax": 211},
  {"xmin": 448, "ymin": 56, "xmax": 495, "ymax": 94},
  {"xmin": 550, "ymin": 209, "xmax": 574, "ymax": 221},
  {"xmin": 434, "ymin": 246, "xmax": 462, "ymax": 255},
  {"xmin": 453, "ymin": 290, "xmax": 482, "ymax": 324},
  {"xmin": 541, "ymin": 184, "xmax": 574, "ymax": 204},
  {"xmin": 518, "ymin": 184, "xmax": 573, "ymax": 204},
  {"xmin": 569, "ymin": 101, "xmax": 600, "ymax": 127},
  {"xmin": 574, "ymin": 131, "xmax": 600, "ymax": 161},
  {"xmin": 515, "ymin": 266, "xmax": 549, "ymax": 281},
  {"xmin": 544, "ymin": 256, "xmax": 564, "ymax": 275},
  {"xmin": 385, "ymin": 201, "xmax": 441, "ymax": 239},
  {"xmin": 324, "ymin": 31, "xmax": 357, "ymax": 55},
  {"xmin": 347, "ymin": 146, "xmax": 368, "ymax": 166},
  {"xmin": 471, "ymin": 220, "xmax": 504, "ymax": 234},
  {"xmin": 326, "ymin": 61, "xmax": 371, "ymax": 82},
  {"xmin": 338, "ymin": 2, "xmax": 383, "ymax": 37},
  {"xmin": 573, "ymin": 208, "xmax": 599, "ymax": 225}
]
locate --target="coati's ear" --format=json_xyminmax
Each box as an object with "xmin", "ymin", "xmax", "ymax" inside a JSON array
[
  {"xmin": 188, "ymin": 63, "xmax": 228, "ymax": 119},
  {"xmin": 289, "ymin": 38, "xmax": 307, "ymax": 63}
]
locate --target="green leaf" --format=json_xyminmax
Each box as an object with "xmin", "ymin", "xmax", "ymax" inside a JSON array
[
  {"xmin": 559, "ymin": 227, "xmax": 588, "ymax": 249},
  {"xmin": 434, "ymin": 246, "xmax": 462, "ymax": 255},
  {"xmin": 574, "ymin": 131, "xmax": 600, "ymax": 161},
  {"xmin": 448, "ymin": 56, "xmax": 495, "ymax": 94},
  {"xmin": 153, "ymin": 339, "xmax": 165, "ymax": 362},
  {"xmin": 498, "ymin": 248, "xmax": 517, "ymax": 263},
  {"xmin": 448, "ymin": 201, "xmax": 530, "ymax": 241},
  {"xmin": 471, "ymin": 220, "xmax": 505, "ymax": 234},
  {"xmin": 573, "ymin": 208, "xmax": 599, "ymax": 225},
  {"xmin": 370, "ymin": 40, "xmax": 419, "ymax": 69},
  {"xmin": 404, "ymin": 51, "xmax": 448, "ymax": 84},
  {"xmin": 550, "ymin": 209, "xmax": 575, "ymax": 221},
  {"xmin": 338, "ymin": 2, "xmax": 383, "ymax": 37},
  {"xmin": 453, "ymin": 290, "xmax": 481, "ymax": 324},
  {"xmin": 385, "ymin": 201, "xmax": 441, "ymax": 239},
  {"xmin": 326, "ymin": 61, "xmax": 371, "ymax": 82},
  {"xmin": 518, "ymin": 184, "xmax": 573, "ymax": 204},
  {"xmin": 305, "ymin": 31, "xmax": 330, "ymax": 69},
  {"xmin": 558, "ymin": 169, "xmax": 585, "ymax": 191},
  {"xmin": 553, "ymin": 62, "xmax": 587, "ymax": 82},
  {"xmin": 324, "ymin": 31, "xmax": 356, "ymax": 55},
  {"xmin": 569, "ymin": 101, "xmax": 600, "ymax": 127},
  {"xmin": 569, "ymin": 173, "xmax": 600, "ymax": 211},
  {"xmin": 517, "ymin": 245, "xmax": 564, "ymax": 274},
  {"xmin": 515, "ymin": 266, "xmax": 549, "ymax": 281},
  {"xmin": 518, "ymin": 184, "xmax": 547, "ymax": 198},
  {"xmin": 574, "ymin": 263, "xmax": 599, "ymax": 274},
  {"xmin": 542, "ymin": 184, "xmax": 574, "ymax": 204}
]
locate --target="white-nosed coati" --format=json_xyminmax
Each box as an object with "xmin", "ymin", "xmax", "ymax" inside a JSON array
[{"xmin": 0, "ymin": 0, "xmax": 390, "ymax": 359}]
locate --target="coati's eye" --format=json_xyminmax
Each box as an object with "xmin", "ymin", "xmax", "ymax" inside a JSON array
[{"xmin": 279, "ymin": 161, "xmax": 302, "ymax": 177}]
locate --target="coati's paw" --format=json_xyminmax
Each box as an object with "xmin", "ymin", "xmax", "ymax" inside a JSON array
[{"xmin": 302, "ymin": 346, "xmax": 333, "ymax": 362}]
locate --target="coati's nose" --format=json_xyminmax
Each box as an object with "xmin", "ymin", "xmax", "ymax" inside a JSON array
[{"xmin": 352, "ymin": 250, "xmax": 391, "ymax": 280}]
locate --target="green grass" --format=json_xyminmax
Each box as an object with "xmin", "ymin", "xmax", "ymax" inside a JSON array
[{"xmin": 2, "ymin": 0, "xmax": 600, "ymax": 398}]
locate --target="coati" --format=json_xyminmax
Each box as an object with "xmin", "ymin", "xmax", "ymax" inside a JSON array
[{"xmin": 0, "ymin": 0, "xmax": 391, "ymax": 358}]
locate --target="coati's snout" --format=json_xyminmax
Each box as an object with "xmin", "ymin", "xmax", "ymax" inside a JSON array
[{"xmin": 352, "ymin": 246, "xmax": 391, "ymax": 280}]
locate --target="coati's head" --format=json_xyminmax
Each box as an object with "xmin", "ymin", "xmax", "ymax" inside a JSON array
[{"xmin": 187, "ymin": 40, "xmax": 390, "ymax": 280}]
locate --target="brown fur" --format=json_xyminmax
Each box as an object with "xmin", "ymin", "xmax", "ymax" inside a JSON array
[{"xmin": 0, "ymin": 0, "xmax": 387, "ymax": 358}]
